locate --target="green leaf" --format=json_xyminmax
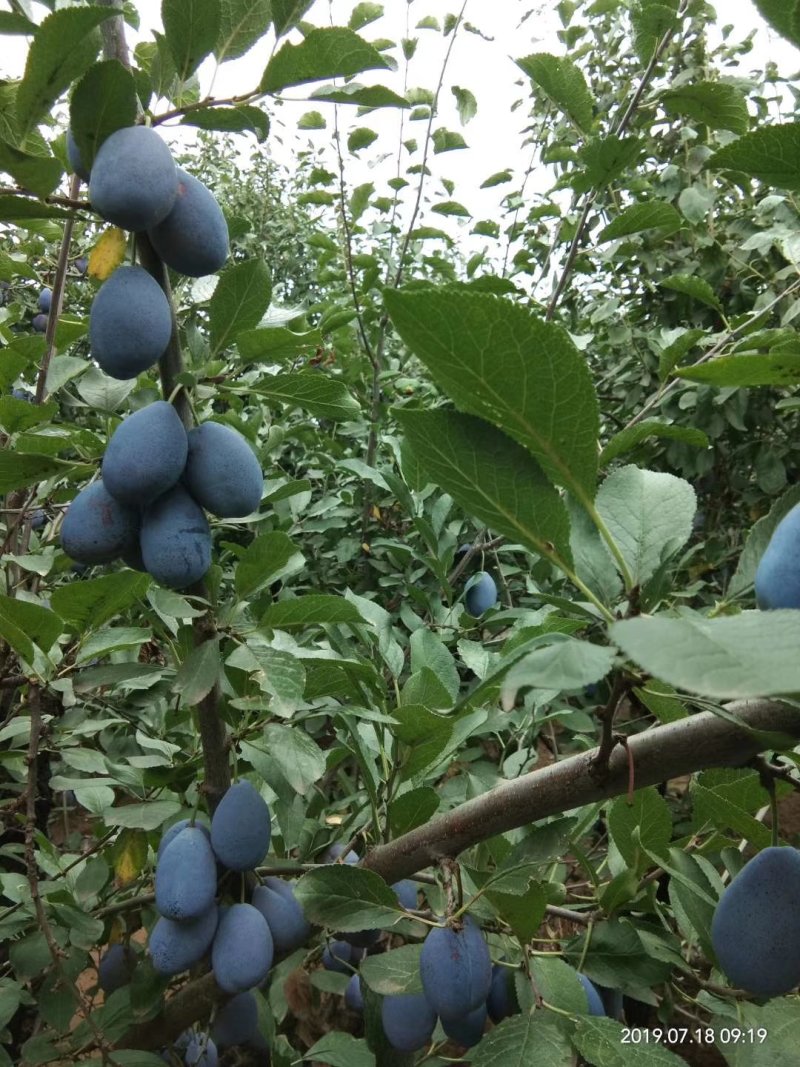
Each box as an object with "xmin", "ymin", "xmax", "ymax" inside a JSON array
[
  {"xmin": 410, "ymin": 628, "xmax": 459, "ymax": 701},
  {"xmin": 349, "ymin": 3, "xmax": 384, "ymax": 31},
  {"xmin": 431, "ymin": 199, "xmax": 471, "ymax": 217},
  {"xmin": 470, "ymin": 1014, "xmax": 573, "ymax": 1067},
  {"xmin": 309, "ymin": 83, "xmax": 409, "ymax": 108},
  {"xmin": 665, "ymin": 847, "xmax": 718, "ymax": 958},
  {"xmin": 209, "ymin": 258, "xmax": 272, "ymax": 355},
  {"xmin": 0, "ymin": 596, "xmax": 62, "ymax": 664},
  {"xmin": 504, "ymin": 638, "xmax": 616, "ymax": 695},
  {"xmin": 16, "ymin": 7, "xmax": 114, "ymax": 137},
  {"xmin": 0, "ymin": 141, "xmax": 62, "ymax": 199},
  {"xmin": 261, "ymin": 723, "xmax": 325, "ymax": 794},
  {"xmin": 610, "ymin": 609, "xmax": 800, "ymax": 699},
  {"xmin": 487, "ymin": 880, "xmax": 548, "ymax": 943},
  {"xmin": 0, "ymin": 397, "xmax": 57, "ymax": 434},
  {"xmin": 51, "ymin": 572, "xmax": 151, "ymax": 632},
  {"xmin": 660, "ymin": 273, "xmax": 722, "ymax": 311},
  {"xmin": 597, "ymin": 202, "xmax": 682, "ymax": 242},
  {"xmin": 348, "ymin": 126, "xmax": 378, "ymax": 153},
  {"xmin": 235, "ymin": 531, "xmax": 304, "ymax": 599},
  {"xmin": 271, "ymin": 0, "xmax": 315, "ymax": 39},
  {"xmin": 607, "ymin": 788, "xmax": 672, "ymax": 868},
  {"xmin": 237, "ymin": 326, "xmax": 322, "ymax": 362},
  {"xmin": 261, "ymin": 595, "xmax": 365, "ymax": 630},
  {"xmin": 661, "ymin": 81, "xmax": 749, "ymax": 134},
  {"xmin": 388, "ymin": 787, "xmax": 438, "ymax": 836},
  {"xmin": 69, "ymin": 60, "xmax": 138, "ymax": 172},
  {"xmin": 0, "ymin": 195, "xmax": 72, "ymax": 221},
  {"xmin": 162, "ymin": 0, "xmax": 221, "ymax": 81},
  {"xmin": 717, "ymin": 998, "xmax": 800, "ymax": 1064},
  {"xmin": 0, "ymin": 453, "xmax": 84, "ymax": 494},
  {"xmin": 481, "ymin": 169, "xmax": 513, "ymax": 188},
  {"xmin": 360, "ymin": 945, "xmax": 423, "ymax": 995},
  {"xmin": 304, "ymin": 1033, "xmax": 375, "ymax": 1067},
  {"xmin": 675, "ymin": 350, "xmax": 800, "ymax": 387},
  {"xmin": 181, "ymin": 103, "xmax": 269, "ymax": 141},
  {"xmin": 254, "ymin": 372, "xmax": 360, "ymax": 420},
  {"xmin": 573, "ymin": 1016, "xmax": 686, "ymax": 1065},
  {"xmin": 104, "ymin": 800, "xmax": 182, "ymax": 831},
  {"xmin": 384, "ymin": 287, "xmax": 598, "ymax": 502},
  {"xmin": 693, "ymin": 780, "xmax": 772, "ymax": 850},
  {"xmin": 397, "ymin": 409, "xmax": 573, "ymax": 569},
  {"xmin": 451, "ymin": 85, "xmax": 477, "ymax": 125},
  {"xmin": 293, "ymin": 865, "xmax": 400, "ymax": 931},
  {"xmin": 578, "ymin": 136, "xmax": 642, "ymax": 189},
  {"xmin": 174, "ymin": 638, "xmax": 220, "ymax": 706},
  {"xmin": 631, "ymin": 0, "xmax": 680, "ymax": 65},
  {"xmin": 729, "ymin": 485, "xmax": 800, "ymax": 599},
  {"xmin": 565, "ymin": 918, "xmax": 673, "ymax": 992},
  {"xmin": 391, "ymin": 703, "xmax": 452, "ymax": 781},
  {"xmin": 0, "ymin": 12, "xmax": 36, "ymax": 34},
  {"xmin": 215, "ymin": 0, "xmax": 272, "ymax": 62},
  {"xmin": 516, "ymin": 52, "xmax": 593, "ymax": 131},
  {"xmin": 261, "ymin": 28, "xmax": 391, "ymax": 93},
  {"xmin": 599, "ymin": 421, "xmax": 708, "ymax": 466},
  {"xmin": 596, "ymin": 465, "xmax": 696, "ymax": 585},
  {"xmin": 708, "ymin": 123, "xmax": 800, "ymax": 190},
  {"xmin": 752, "ymin": 0, "xmax": 800, "ymax": 49},
  {"xmin": 658, "ymin": 328, "xmax": 705, "ymax": 380},
  {"xmin": 432, "ymin": 127, "xmax": 467, "ymax": 153}
]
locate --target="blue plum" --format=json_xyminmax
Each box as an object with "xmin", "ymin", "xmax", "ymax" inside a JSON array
[
  {"xmin": 62, "ymin": 481, "xmax": 140, "ymax": 564},
  {"xmin": 30, "ymin": 509, "xmax": 47, "ymax": 532},
  {"xmin": 98, "ymin": 943, "xmax": 134, "ymax": 994},
  {"xmin": 755, "ymin": 505, "xmax": 800, "ymax": 609},
  {"xmin": 393, "ymin": 879, "xmax": 417, "ymax": 910},
  {"xmin": 211, "ymin": 903, "xmax": 274, "ymax": 993},
  {"xmin": 148, "ymin": 168, "xmax": 229, "ymax": 277},
  {"xmin": 345, "ymin": 973, "xmax": 363, "ymax": 1011},
  {"xmin": 90, "ymin": 265, "xmax": 172, "ymax": 380},
  {"xmin": 321, "ymin": 940, "xmax": 358, "ymax": 973},
  {"xmin": 577, "ymin": 973, "xmax": 605, "ymax": 1016},
  {"xmin": 487, "ymin": 964, "xmax": 517, "ymax": 1023},
  {"xmin": 419, "ymin": 917, "xmax": 492, "ymax": 1020},
  {"xmin": 102, "ymin": 401, "xmax": 188, "ymax": 506},
  {"xmin": 324, "ymin": 843, "xmax": 359, "ymax": 865},
  {"xmin": 157, "ymin": 817, "xmax": 210, "ymax": 860},
  {"xmin": 210, "ymin": 781, "xmax": 271, "ymax": 871},
  {"xmin": 75, "ymin": 256, "xmax": 89, "ymax": 276},
  {"xmin": 183, "ymin": 422, "xmax": 263, "ymax": 518},
  {"xmin": 184, "ymin": 1035, "xmax": 218, "ymax": 1067},
  {"xmin": 252, "ymin": 878, "xmax": 311, "ymax": 953},
  {"xmin": 32, "ymin": 313, "xmax": 48, "ymax": 333},
  {"xmin": 381, "ymin": 993, "xmax": 437, "ymax": 1052},
  {"xmin": 11, "ymin": 388, "xmax": 33, "ymax": 401},
  {"xmin": 66, "ymin": 129, "xmax": 90, "ymax": 181},
  {"xmin": 442, "ymin": 1002, "xmax": 487, "ymax": 1047},
  {"xmin": 140, "ymin": 484, "xmax": 211, "ymax": 589},
  {"xmin": 155, "ymin": 826, "xmax": 217, "ymax": 921},
  {"xmin": 90, "ymin": 126, "xmax": 178, "ymax": 231},
  {"xmin": 465, "ymin": 571, "xmax": 497, "ymax": 617},
  {"xmin": 711, "ymin": 845, "xmax": 800, "ymax": 997},
  {"xmin": 210, "ymin": 990, "xmax": 258, "ymax": 1047},
  {"xmin": 38, "ymin": 288, "xmax": 51, "ymax": 313},
  {"xmin": 149, "ymin": 906, "xmax": 218, "ymax": 976}
]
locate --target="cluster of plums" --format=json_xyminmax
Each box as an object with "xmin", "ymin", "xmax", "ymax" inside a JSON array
[
  {"xmin": 61, "ymin": 401, "xmax": 263, "ymax": 588},
  {"xmin": 711, "ymin": 845, "xmax": 800, "ymax": 997},
  {"xmin": 59, "ymin": 123, "xmax": 244, "ymax": 589}
]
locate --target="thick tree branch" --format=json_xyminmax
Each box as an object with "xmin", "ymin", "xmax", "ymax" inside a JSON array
[{"xmin": 361, "ymin": 700, "xmax": 800, "ymax": 884}]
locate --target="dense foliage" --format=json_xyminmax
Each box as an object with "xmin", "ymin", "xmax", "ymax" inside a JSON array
[{"xmin": 4, "ymin": 1, "xmax": 800, "ymax": 1065}]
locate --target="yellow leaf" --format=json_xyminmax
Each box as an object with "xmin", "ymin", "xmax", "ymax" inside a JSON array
[
  {"xmin": 88, "ymin": 229, "xmax": 127, "ymax": 281},
  {"xmin": 114, "ymin": 828, "xmax": 147, "ymax": 887},
  {"xmin": 361, "ymin": 542, "xmax": 371, "ymax": 554},
  {"xmin": 370, "ymin": 505, "xmax": 381, "ymax": 520}
]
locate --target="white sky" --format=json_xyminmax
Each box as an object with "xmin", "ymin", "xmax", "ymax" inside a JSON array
[{"xmin": 4, "ymin": 0, "xmax": 800, "ymax": 269}]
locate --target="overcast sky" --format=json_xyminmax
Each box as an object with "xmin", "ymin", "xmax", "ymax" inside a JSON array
[{"xmin": 4, "ymin": 1, "xmax": 800, "ymax": 267}]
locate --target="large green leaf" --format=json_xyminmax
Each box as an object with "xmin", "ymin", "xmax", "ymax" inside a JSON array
[
  {"xmin": 51, "ymin": 572, "xmax": 151, "ymax": 632},
  {"xmin": 385, "ymin": 287, "xmax": 598, "ymax": 502},
  {"xmin": 69, "ymin": 60, "xmax": 138, "ymax": 171},
  {"xmin": 261, "ymin": 28, "xmax": 391, "ymax": 93},
  {"xmin": 260, "ymin": 595, "xmax": 365, "ymax": 630},
  {"xmin": 516, "ymin": 52, "xmax": 594, "ymax": 131},
  {"xmin": 676, "ymin": 350, "xmax": 800, "ymax": 387},
  {"xmin": 660, "ymin": 273, "xmax": 722, "ymax": 311},
  {"xmin": 661, "ymin": 81, "xmax": 749, "ymax": 134},
  {"xmin": 215, "ymin": 0, "xmax": 272, "ymax": 62},
  {"xmin": 599, "ymin": 421, "xmax": 708, "ymax": 466},
  {"xmin": 0, "ymin": 453, "xmax": 85, "ymax": 494},
  {"xmin": 751, "ymin": 0, "xmax": 800, "ymax": 50},
  {"xmin": 631, "ymin": 0, "xmax": 680, "ymax": 65},
  {"xmin": 209, "ymin": 258, "xmax": 272, "ymax": 354},
  {"xmin": 253, "ymin": 373, "xmax": 360, "ymax": 420},
  {"xmin": 470, "ymin": 1014, "xmax": 573, "ymax": 1067},
  {"xmin": 235, "ymin": 532, "xmax": 304, "ymax": 599},
  {"xmin": 397, "ymin": 408, "xmax": 573, "ymax": 568},
  {"xmin": 15, "ymin": 7, "xmax": 114, "ymax": 137},
  {"xmin": 360, "ymin": 945, "xmax": 423, "ymax": 995},
  {"xmin": 162, "ymin": 0, "xmax": 222, "ymax": 80},
  {"xmin": 708, "ymin": 123, "xmax": 800, "ymax": 190},
  {"xmin": 0, "ymin": 596, "xmax": 63, "ymax": 664},
  {"xmin": 0, "ymin": 141, "xmax": 62, "ymax": 198},
  {"xmin": 293, "ymin": 866, "xmax": 401, "ymax": 931},
  {"xmin": 611, "ymin": 610, "xmax": 800, "ymax": 699},
  {"xmin": 573, "ymin": 1016, "xmax": 685, "ymax": 1065},
  {"xmin": 598, "ymin": 202, "xmax": 682, "ymax": 242},
  {"xmin": 180, "ymin": 103, "xmax": 269, "ymax": 141}
]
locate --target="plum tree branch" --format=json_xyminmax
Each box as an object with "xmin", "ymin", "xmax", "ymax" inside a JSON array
[{"xmin": 361, "ymin": 699, "xmax": 800, "ymax": 885}]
